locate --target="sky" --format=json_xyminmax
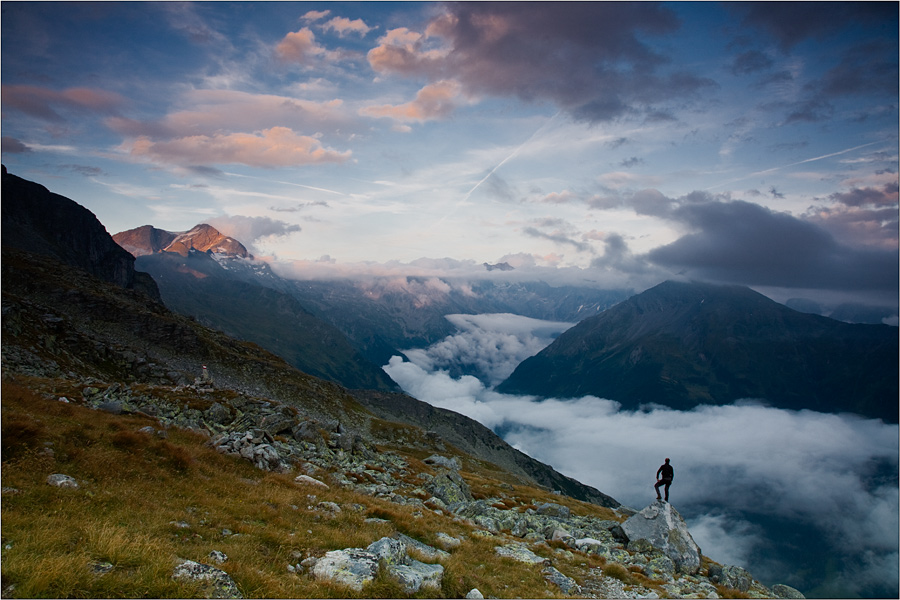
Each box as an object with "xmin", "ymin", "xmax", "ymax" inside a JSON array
[
  {"xmin": 383, "ymin": 312, "xmax": 899, "ymax": 598},
  {"xmin": 2, "ymin": 1, "xmax": 898, "ymax": 309}
]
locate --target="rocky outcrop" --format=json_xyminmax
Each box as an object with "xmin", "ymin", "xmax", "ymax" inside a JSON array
[
  {"xmin": 622, "ymin": 500, "xmax": 701, "ymax": 575},
  {"xmin": 1, "ymin": 167, "xmax": 158, "ymax": 300}
]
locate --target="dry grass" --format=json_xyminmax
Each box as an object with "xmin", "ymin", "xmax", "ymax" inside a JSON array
[{"xmin": 4, "ymin": 376, "xmax": 633, "ymax": 598}]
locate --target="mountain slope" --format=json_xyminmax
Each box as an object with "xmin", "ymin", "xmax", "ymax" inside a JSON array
[
  {"xmin": 113, "ymin": 223, "xmax": 250, "ymax": 258},
  {"xmin": 498, "ymin": 280, "xmax": 898, "ymax": 422},
  {"xmin": 133, "ymin": 249, "xmax": 398, "ymax": 392},
  {"xmin": 1, "ymin": 166, "xmax": 158, "ymax": 300}
]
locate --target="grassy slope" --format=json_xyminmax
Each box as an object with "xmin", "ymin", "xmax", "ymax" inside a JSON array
[{"xmin": 1, "ymin": 375, "xmax": 665, "ymax": 599}]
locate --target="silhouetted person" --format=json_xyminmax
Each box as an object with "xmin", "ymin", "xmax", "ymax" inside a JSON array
[{"xmin": 655, "ymin": 458, "xmax": 673, "ymax": 501}]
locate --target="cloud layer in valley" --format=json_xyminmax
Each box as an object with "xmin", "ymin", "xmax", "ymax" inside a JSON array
[{"xmin": 383, "ymin": 314, "xmax": 899, "ymax": 597}]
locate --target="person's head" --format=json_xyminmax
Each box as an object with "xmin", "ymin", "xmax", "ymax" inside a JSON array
[{"xmin": 664, "ymin": 458, "xmax": 670, "ymax": 464}]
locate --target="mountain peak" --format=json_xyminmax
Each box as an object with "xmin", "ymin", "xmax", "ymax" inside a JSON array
[{"xmin": 114, "ymin": 224, "xmax": 251, "ymax": 259}]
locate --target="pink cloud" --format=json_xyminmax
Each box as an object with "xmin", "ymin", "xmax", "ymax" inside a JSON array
[
  {"xmin": 107, "ymin": 89, "xmax": 350, "ymax": 139},
  {"xmin": 367, "ymin": 27, "xmax": 448, "ymax": 76},
  {"xmin": 360, "ymin": 80, "xmax": 467, "ymax": 123},
  {"xmin": 275, "ymin": 27, "xmax": 325, "ymax": 63},
  {"xmin": 126, "ymin": 126, "xmax": 351, "ymax": 168},
  {"xmin": 324, "ymin": 16, "xmax": 372, "ymax": 37},
  {"xmin": 2, "ymin": 84, "xmax": 125, "ymax": 121}
]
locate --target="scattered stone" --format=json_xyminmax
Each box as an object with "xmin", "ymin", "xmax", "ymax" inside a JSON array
[
  {"xmin": 208, "ymin": 551, "xmax": 227, "ymax": 565},
  {"xmin": 466, "ymin": 588, "xmax": 485, "ymax": 599},
  {"xmin": 172, "ymin": 559, "xmax": 242, "ymax": 599},
  {"xmin": 46, "ymin": 474, "xmax": 78, "ymax": 489}
]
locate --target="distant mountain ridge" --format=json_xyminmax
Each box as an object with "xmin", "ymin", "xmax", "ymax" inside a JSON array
[
  {"xmin": 498, "ymin": 280, "xmax": 898, "ymax": 423},
  {"xmin": 114, "ymin": 223, "xmax": 250, "ymax": 258}
]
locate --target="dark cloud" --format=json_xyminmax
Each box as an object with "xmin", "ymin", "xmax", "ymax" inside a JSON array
[
  {"xmin": 371, "ymin": 2, "xmax": 716, "ymax": 123},
  {"xmin": 523, "ymin": 226, "xmax": 592, "ymax": 253},
  {"xmin": 782, "ymin": 98, "xmax": 834, "ymax": 125},
  {"xmin": 1, "ymin": 136, "xmax": 31, "ymax": 153},
  {"xmin": 646, "ymin": 199, "xmax": 899, "ymax": 292},
  {"xmin": 829, "ymin": 183, "xmax": 900, "ymax": 208},
  {"xmin": 590, "ymin": 233, "xmax": 650, "ymax": 274},
  {"xmin": 730, "ymin": 50, "xmax": 773, "ymax": 75},
  {"xmin": 819, "ymin": 40, "xmax": 900, "ymax": 99},
  {"xmin": 732, "ymin": 2, "xmax": 896, "ymax": 50},
  {"xmin": 59, "ymin": 164, "xmax": 103, "ymax": 177},
  {"xmin": 620, "ymin": 157, "xmax": 643, "ymax": 168}
]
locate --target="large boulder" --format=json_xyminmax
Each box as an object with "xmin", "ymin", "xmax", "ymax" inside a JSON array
[{"xmin": 621, "ymin": 500, "xmax": 701, "ymax": 574}]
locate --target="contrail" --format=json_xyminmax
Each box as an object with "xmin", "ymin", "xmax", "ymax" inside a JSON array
[
  {"xmin": 225, "ymin": 171, "xmax": 345, "ymax": 195},
  {"xmin": 461, "ymin": 111, "xmax": 561, "ymax": 203},
  {"xmin": 706, "ymin": 140, "xmax": 885, "ymax": 190}
]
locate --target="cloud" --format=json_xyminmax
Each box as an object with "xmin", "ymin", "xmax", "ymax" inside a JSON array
[
  {"xmin": 402, "ymin": 313, "xmax": 574, "ymax": 386},
  {"xmin": 645, "ymin": 199, "xmax": 900, "ymax": 292},
  {"xmin": 523, "ymin": 226, "xmax": 592, "ymax": 254},
  {"xmin": 361, "ymin": 80, "xmax": 470, "ymax": 123},
  {"xmin": 381, "ymin": 316, "xmax": 899, "ymax": 596},
  {"xmin": 206, "ymin": 215, "xmax": 300, "ymax": 253},
  {"xmin": 1, "ymin": 136, "xmax": 31, "ymax": 153},
  {"xmin": 323, "ymin": 16, "xmax": 372, "ymax": 37},
  {"xmin": 125, "ymin": 127, "xmax": 351, "ymax": 168},
  {"xmin": 732, "ymin": 2, "xmax": 896, "ymax": 50},
  {"xmin": 275, "ymin": 27, "xmax": 326, "ymax": 63},
  {"xmin": 107, "ymin": 89, "xmax": 352, "ymax": 141},
  {"xmin": 2, "ymin": 84, "xmax": 125, "ymax": 122},
  {"xmin": 367, "ymin": 3, "xmax": 715, "ymax": 123}
]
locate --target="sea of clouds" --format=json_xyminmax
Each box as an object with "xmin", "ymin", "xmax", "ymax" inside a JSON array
[{"xmin": 383, "ymin": 313, "xmax": 899, "ymax": 598}]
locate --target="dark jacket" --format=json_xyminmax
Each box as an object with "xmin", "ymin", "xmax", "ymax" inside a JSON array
[{"xmin": 657, "ymin": 463, "xmax": 674, "ymax": 481}]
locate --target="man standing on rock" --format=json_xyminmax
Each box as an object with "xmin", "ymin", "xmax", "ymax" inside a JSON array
[{"xmin": 655, "ymin": 458, "xmax": 673, "ymax": 501}]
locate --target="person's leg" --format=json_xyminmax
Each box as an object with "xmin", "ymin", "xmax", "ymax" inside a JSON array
[
  {"xmin": 654, "ymin": 480, "xmax": 662, "ymax": 499},
  {"xmin": 664, "ymin": 481, "xmax": 670, "ymax": 501}
]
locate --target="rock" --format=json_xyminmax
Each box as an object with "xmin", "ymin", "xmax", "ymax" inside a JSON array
[
  {"xmin": 621, "ymin": 500, "xmax": 701, "ymax": 574},
  {"xmin": 204, "ymin": 403, "xmax": 231, "ymax": 425},
  {"xmin": 208, "ymin": 551, "xmax": 227, "ymax": 565},
  {"xmin": 542, "ymin": 565, "xmax": 580, "ymax": 594},
  {"xmin": 366, "ymin": 537, "xmax": 406, "ymax": 565},
  {"xmin": 772, "ymin": 583, "xmax": 806, "ymax": 598},
  {"xmin": 311, "ymin": 548, "xmax": 379, "ymax": 591},
  {"xmin": 466, "ymin": 588, "xmax": 485, "ymax": 599},
  {"xmin": 387, "ymin": 559, "xmax": 444, "ymax": 593},
  {"xmin": 424, "ymin": 454, "xmax": 461, "ymax": 470},
  {"xmin": 495, "ymin": 543, "xmax": 548, "ymax": 565},
  {"xmin": 718, "ymin": 564, "xmax": 753, "ymax": 592},
  {"xmin": 536, "ymin": 502, "xmax": 570, "ymax": 518},
  {"xmin": 396, "ymin": 533, "xmax": 450, "ymax": 562},
  {"xmin": 428, "ymin": 469, "xmax": 472, "ymax": 505},
  {"xmin": 435, "ymin": 532, "xmax": 462, "ymax": 550},
  {"xmin": 47, "ymin": 474, "xmax": 78, "ymax": 489},
  {"xmin": 172, "ymin": 559, "xmax": 242, "ymax": 599},
  {"xmin": 294, "ymin": 474, "xmax": 329, "ymax": 488}
]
